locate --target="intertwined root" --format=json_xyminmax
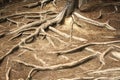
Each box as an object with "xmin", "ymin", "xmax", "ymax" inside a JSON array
[
  {"xmin": 23, "ymin": 0, "xmax": 57, "ymax": 8},
  {"xmin": 0, "ymin": 0, "xmax": 88, "ymax": 64},
  {"xmin": 0, "ymin": 0, "xmax": 120, "ymax": 80}
]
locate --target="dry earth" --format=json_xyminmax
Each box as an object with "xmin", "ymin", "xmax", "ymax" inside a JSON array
[{"xmin": 0, "ymin": 0, "xmax": 120, "ymax": 80}]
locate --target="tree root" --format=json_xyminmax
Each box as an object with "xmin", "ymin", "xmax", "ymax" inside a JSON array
[
  {"xmin": 93, "ymin": 76, "xmax": 120, "ymax": 80},
  {"xmin": 89, "ymin": 67, "xmax": 120, "ymax": 75},
  {"xmin": 46, "ymin": 36, "xmax": 56, "ymax": 48},
  {"xmin": 1, "ymin": 1, "xmax": 120, "ymax": 79},
  {"xmin": 9, "ymin": 16, "xmax": 55, "ymax": 34},
  {"xmin": 0, "ymin": 45, "xmax": 19, "ymax": 64},
  {"xmin": 58, "ymin": 77, "xmax": 94, "ymax": 80},
  {"xmin": 24, "ymin": 15, "xmax": 41, "ymax": 19},
  {"xmin": 0, "ymin": 10, "xmax": 53, "ymax": 23},
  {"xmin": 42, "ymin": 29, "xmax": 67, "ymax": 44},
  {"xmin": 7, "ymin": 18, "xmax": 25, "ymax": 27},
  {"xmin": 23, "ymin": 1, "xmax": 41, "ymax": 8},
  {"xmin": 99, "ymin": 47, "xmax": 114, "ymax": 69},
  {"xmin": 0, "ymin": 25, "xmax": 41, "ymax": 64},
  {"xmin": 33, "ymin": 53, "xmax": 47, "ymax": 66},
  {"xmin": 49, "ymin": 27, "xmax": 87, "ymax": 42},
  {"xmin": 51, "ymin": 40, "xmax": 120, "ymax": 55},
  {"xmin": 14, "ymin": 53, "xmax": 98, "ymax": 79},
  {"xmin": 58, "ymin": 76, "xmax": 120, "ymax": 80},
  {"xmin": 73, "ymin": 12, "xmax": 116, "ymax": 30},
  {"xmin": 23, "ymin": 0, "xmax": 56, "ymax": 8},
  {"xmin": 6, "ymin": 67, "xmax": 11, "ymax": 80},
  {"xmin": 26, "ymin": 68, "xmax": 36, "ymax": 80},
  {"xmin": 111, "ymin": 51, "xmax": 120, "ymax": 60},
  {"xmin": 0, "ymin": 3, "xmax": 75, "ymax": 64}
]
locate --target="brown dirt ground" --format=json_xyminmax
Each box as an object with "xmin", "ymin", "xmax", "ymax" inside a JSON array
[{"xmin": 0, "ymin": 0, "xmax": 120, "ymax": 80}]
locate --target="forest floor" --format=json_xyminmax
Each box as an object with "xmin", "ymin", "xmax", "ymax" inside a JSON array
[{"xmin": 0, "ymin": 0, "xmax": 120, "ymax": 80}]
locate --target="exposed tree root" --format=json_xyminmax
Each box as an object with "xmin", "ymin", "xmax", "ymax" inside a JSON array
[
  {"xmin": 0, "ymin": 10, "xmax": 53, "ymax": 23},
  {"xmin": 0, "ymin": 45, "xmax": 19, "ymax": 64},
  {"xmin": 58, "ymin": 76, "xmax": 120, "ymax": 80},
  {"xmin": 111, "ymin": 44, "xmax": 120, "ymax": 50},
  {"xmin": 7, "ymin": 18, "xmax": 25, "ymax": 27},
  {"xmin": 51, "ymin": 40, "xmax": 120, "ymax": 55},
  {"xmin": 73, "ymin": 12, "xmax": 116, "ymax": 30},
  {"xmin": 93, "ymin": 76, "xmax": 120, "ymax": 80},
  {"xmin": 57, "ymin": 77, "xmax": 94, "ymax": 80},
  {"xmin": 6, "ymin": 67, "xmax": 11, "ymax": 80},
  {"xmin": 23, "ymin": 1, "xmax": 41, "ymax": 8},
  {"xmin": 23, "ymin": 0, "xmax": 56, "ymax": 8},
  {"xmin": 0, "ymin": 0, "xmax": 120, "ymax": 79},
  {"xmin": 26, "ymin": 68, "xmax": 36, "ymax": 80},
  {"xmin": 0, "ymin": 0, "xmax": 79, "ymax": 64},
  {"xmin": 15, "ymin": 53, "xmax": 98, "ymax": 70},
  {"xmin": 111, "ymin": 51, "xmax": 120, "ymax": 60},
  {"xmin": 46, "ymin": 36, "xmax": 56, "ymax": 48},
  {"xmin": 42, "ymin": 29, "xmax": 67, "ymax": 44},
  {"xmin": 99, "ymin": 47, "xmax": 114, "ymax": 69},
  {"xmin": 9, "ymin": 16, "xmax": 55, "ymax": 35},
  {"xmin": 0, "ymin": 25, "xmax": 41, "ymax": 64},
  {"xmin": 49, "ymin": 27, "xmax": 87, "ymax": 42},
  {"xmin": 14, "ymin": 53, "xmax": 98, "ymax": 79},
  {"xmin": 33, "ymin": 53, "xmax": 47, "ymax": 66},
  {"xmin": 89, "ymin": 67, "xmax": 120, "ymax": 74}
]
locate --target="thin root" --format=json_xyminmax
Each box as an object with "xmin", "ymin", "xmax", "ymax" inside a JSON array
[
  {"xmin": 51, "ymin": 40, "xmax": 120, "ymax": 55},
  {"xmin": 6, "ymin": 67, "xmax": 11, "ymax": 80}
]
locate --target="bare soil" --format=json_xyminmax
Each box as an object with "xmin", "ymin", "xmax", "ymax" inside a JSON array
[{"xmin": 0, "ymin": 0, "xmax": 120, "ymax": 80}]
